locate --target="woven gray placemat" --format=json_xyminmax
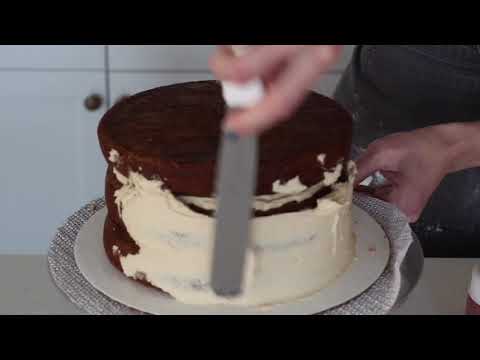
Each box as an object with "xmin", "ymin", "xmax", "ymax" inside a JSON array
[{"xmin": 47, "ymin": 194, "xmax": 413, "ymax": 315}]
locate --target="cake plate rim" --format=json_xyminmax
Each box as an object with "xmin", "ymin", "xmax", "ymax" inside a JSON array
[{"xmin": 73, "ymin": 204, "xmax": 393, "ymax": 315}]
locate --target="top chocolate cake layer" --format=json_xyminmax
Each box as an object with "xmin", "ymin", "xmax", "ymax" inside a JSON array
[{"xmin": 98, "ymin": 80, "xmax": 352, "ymax": 196}]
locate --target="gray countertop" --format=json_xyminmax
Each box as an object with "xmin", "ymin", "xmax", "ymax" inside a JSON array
[{"xmin": 0, "ymin": 255, "xmax": 476, "ymax": 315}]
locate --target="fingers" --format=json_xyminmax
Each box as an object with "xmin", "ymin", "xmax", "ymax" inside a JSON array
[
  {"xmin": 223, "ymin": 46, "xmax": 342, "ymax": 135},
  {"xmin": 389, "ymin": 184, "xmax": 425, "ymax": 222},
  {"xmin": 372, "ymin": 184, "xmax": 394, "ymax": 202},
  {"xmin": 356, "ymin": 171, "xmax": 421, "ymax": 221},
  {"xmin": 372, "ymin": 180, "xmax": 430, "ymax": 223},
  {"xmin": 366, "ymin": 183, "xmax": 418, "ymax": 222},
  {"xmin": 353, "ymin": 129, "xmax": 449, "ymax": 223},
  {"xmin": 354, "ymin": 135, "xmax": 405, "ymax": 186},
  {"xmin": 210, "ymin": 45, "xmax": 307, "ymax": 83},
  {"xmin": 354, "ymin": 149, "xmax": 390, "ymax": 186}
]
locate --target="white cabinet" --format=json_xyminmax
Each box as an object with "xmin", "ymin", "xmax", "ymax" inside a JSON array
[
  {"xmin": 108, "ymin": 45, "xmax": 354, "ymax": 100},
  {"xmin": 0, "ymin": 71, "xmax": 107, "ymax": 253},
  {"xmin": 0, "ymin": 45, "xmax": 104, "ymax": 69},
  {"xmin": 109, "ymin": 72, "xmax": 214, "ymax": 103},
  {"xmin": 109, "ymin": 45, "xmax": 355, "ymax": 72},
  {"xmin": 109, "ymin": 45, "xmax": 215, "ymax": 71}
]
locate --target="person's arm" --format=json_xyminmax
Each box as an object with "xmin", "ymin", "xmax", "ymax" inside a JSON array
[
  {"xmin": 355, "ymin": 122, "xmax": 480, "ymax": 222},
  {"xmin": 209, "ymin": 45, "xmax": 342, "ymax": 135}
]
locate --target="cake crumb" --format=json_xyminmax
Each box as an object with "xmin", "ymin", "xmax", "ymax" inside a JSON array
[
  {"xmin": 317, "ymin": 154, "xmax": 326, "ymax": 164},
  {"xmin": 109, "ymin": 149, "xmax": 120, "ymax": 164},
  {"xmin": 112, "ymin": 245, "xmax": 121, "ymax": 256}
]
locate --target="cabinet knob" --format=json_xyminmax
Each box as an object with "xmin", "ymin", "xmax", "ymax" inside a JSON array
[{"xmin": 84, "ymin": 94, "xmax": 104, "ymax": 111}]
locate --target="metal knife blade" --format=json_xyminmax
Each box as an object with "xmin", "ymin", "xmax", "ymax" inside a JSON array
[{"xmin": 211, "ymin": 125, "xmax": 258, "ymax": 297}]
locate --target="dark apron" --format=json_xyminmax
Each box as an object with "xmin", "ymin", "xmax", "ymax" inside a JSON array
[{"xmin": 334, "ymin": 45, "xmax": 480, "ymax": 258}]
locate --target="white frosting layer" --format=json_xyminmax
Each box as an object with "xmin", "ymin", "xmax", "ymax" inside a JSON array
[
  {"xmin": 323, "ymin": 163, "xmax": 343, "ymax": 186},
  {"xmin": 111, "ymin": 161, "xmax": 356, "ymax": 306},
  {"xmin": 179, "ymin": 164, "xmax": 344, "ymax": 213}
]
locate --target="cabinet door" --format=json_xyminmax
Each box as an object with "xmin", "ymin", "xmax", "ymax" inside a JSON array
[
  {"xmin": 0, "ymin": 45, "xmax": 104, "ymax": 69},
  {"xmin": 109, "ymin": 45, "xmax": 214, "ymax": 71},
  {"xmin": 110, "ymin": 72, "xmax": 214, "ymax": 103},
  {"xmin": 0, "ymin": 71, "xmax": 107, "ymax": 253}
]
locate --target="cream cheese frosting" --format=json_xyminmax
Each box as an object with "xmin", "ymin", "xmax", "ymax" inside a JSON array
[
  {"xmin": 323, "ymin": 163, "xmax": 343, "ymax": 187},
  {"xmin": 110, "ymin": 161, "xmax": 357, "ymax": 307},
  {"xmin": 179, "ymin": 164, "xmax": 344, "ymax": 213},
  {"xmin": 272, "ymin": 176, "xmax": 307, "ymax": 194}
]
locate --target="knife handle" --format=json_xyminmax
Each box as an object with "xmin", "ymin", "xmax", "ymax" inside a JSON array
[
  {"xmin": 221, "ymin": 45, "xmax": 265, "ymax": 109},
  {"xmin": 231, "ymin": 45, "xmax": 249, "ymax": 56}
]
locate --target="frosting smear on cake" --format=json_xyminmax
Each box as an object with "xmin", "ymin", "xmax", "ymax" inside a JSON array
[{"xmin": 111, "ymin": 162, "xmax": 356, "ymax": 306}]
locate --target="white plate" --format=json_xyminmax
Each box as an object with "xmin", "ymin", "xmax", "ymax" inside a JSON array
[{"xmin": 74, "ymin": 206, "xmax": 390, "ymax": 315}]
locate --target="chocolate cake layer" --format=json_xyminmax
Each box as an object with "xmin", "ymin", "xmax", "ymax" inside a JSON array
[
  {"xmin": 103, "ymin": 215, "xmax": 171, "ymax": 296},
  {"xmin": 98, "ymin": 81, "xmax": 352, "ymax": 197}
]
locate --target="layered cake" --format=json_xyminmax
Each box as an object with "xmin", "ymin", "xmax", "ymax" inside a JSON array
[{"xmin": 98, "ymin": 80, "xmax": 356, "ymax": 307}]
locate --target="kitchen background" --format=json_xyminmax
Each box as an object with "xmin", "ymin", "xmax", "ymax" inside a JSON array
[{"xmin": 0, "ymin": 45, "xmax": 355, "ymax": 254}]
